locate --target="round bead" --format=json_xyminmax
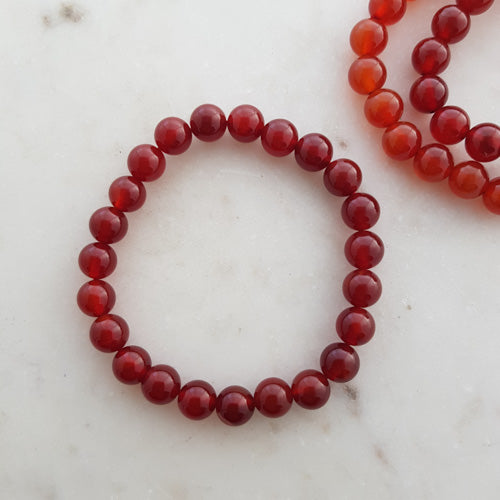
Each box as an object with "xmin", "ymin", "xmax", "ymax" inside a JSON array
[
  {"xmin": 349, "ymin": 18, "xmax": 388, "ymax": 56},
  {"xmin": 410, "ymin": 76, "xmax": 448, "ymax": 113},
  {"xmin": 323, "ymin": 159, "xmax": 362, "ymax": 197},
  {"xmin": 465, "ymin": 123, "xmax": 500, "ymax": 163},
  {"xmin": 382, "ymin": 122, "xmax": 422, "ymax": 161},
  {"xmin": 336, "ymin": 307, "xmax": 376, "ymax": 346},
  {"xmin": 448, "ymin": 161, "xmax": 489, "ymax": 199},
  {"xmin": 341, "ymin": 193, "xmax": 381, "ymax": 230},
  {"xmin": 368, "ymin": 0, "xmax": 406, "ymax": 25},
  {"xmin": 431, "ymin": 6, "xmax": 470, "ymax": 44},
  {"xmin": 141, "ymin": 364, "xmax": 181, "ymax": 404},
  {"xmin": 260, "ymin": 119, "xmax": 298, "ymax": 157},
  {"xmin": 127, "ymin": 144, "xmax": 166, "ymax": 182},
  {"xmin": 348, "ymin": 56, "xmax": 387, "ymax": 95},
  {"xmin": 178, "ymin": 380, "xmax": 216, "ymax": 420},
  {"xmin": 294, "ymin": 133, "xmax": 333, "ymax": 172},
  {"xmin": 291, "ymin": 370, "xmax": 330, "ymax": 410},
  {"xmin": 78, "ymin": 242, "xmax": 117, "ymax": 279},
  {"xmin": 483, "ymin": 178, "xmax": 500, "ymax": 215},
  {"xmin": 344, "ymin": 231, "xmax": 384, "ymax": 269},
  {"xmin": 77, "ymin": 280, "xmax": 116, "ymax": 317},
  {"xmin": 412, "ymin": 37, "xmax": 450, "ymax": 75},
  {"xmin": 430, "ymin": 106, "xmax": 470, "ymax": 145},
  {"xmin": 154, "ymin": 117, "xmax": 192, "ymax": 155},
  {"xmin": 89, "ymin": 207, "xmax": 128, "ymax": 244},
  {"xmin": 343, "ymin": 270, "xmax": 382, "ymax": 307},
  {"xmin": 216, "ymin": 385, "xmax": 255, "ymax": 426},
  {"xmin": 112, "ymin": 346, "xmax": 152, "ymax": 385},
  {"xmin": 320, "ymin": 343, "xmax": 360, "ymax": 383},
  {"xmin": 89, "ymin": 314, "xmax": 129, "ymax": 352},
  {"xmin": 109, "ymin": 176, "xmax": 146, "ymax": 212},
  {"xmin": 254, "ymin": 377, "xmax": 293, "ymax": 418},
  {"xmin": 190, "ymin": 104, "xmax": 226, "ymax": 142},
  {"xmin": 227, "ymin": 105, "xmax": 265, "ymax": 143},
  {"xmin": 413, "ymin": 144, "xmax": 454, "ymax": 182},
  {"xmin": 456, "ymin": 0, "xmax": 494, "ymax": 15},
  {"xmin": 364, "ymin": 89, "xmax": 404, "ymax": 128}
]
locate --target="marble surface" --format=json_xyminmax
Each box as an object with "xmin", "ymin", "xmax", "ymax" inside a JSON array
[{"xmin": 1, "ymin": 1, "xmax": 500, "ymax": 499}]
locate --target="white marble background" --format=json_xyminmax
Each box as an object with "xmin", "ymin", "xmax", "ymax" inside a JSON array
[{"xmin": 1, "ymin": 0, "xmax": 499, "ymax": 499}]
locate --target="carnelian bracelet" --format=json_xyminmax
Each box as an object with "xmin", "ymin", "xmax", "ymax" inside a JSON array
[{"xmin": 77, "ymin": 104, "xmax": 384, "ymax": 426}]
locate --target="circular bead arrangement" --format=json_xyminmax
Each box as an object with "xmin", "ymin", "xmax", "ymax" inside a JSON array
[
  {"xmin": 77, "ymin": 104, "xmax": 384, "ymax": 426},
  {"xmin": 349, "ymin": 0, "xmax": 500, "ymax": 214}
]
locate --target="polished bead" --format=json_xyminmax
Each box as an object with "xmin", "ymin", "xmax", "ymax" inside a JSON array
[
  {"xmin": 178, "ymin": 380, "xmax": 216, "ymax": 420},
  {"xmin": 344, "ymin": 231, "xmax": 384, "ymax": 269},
  {"xmin": 336, "ymin": 307, "xmax": 375, "ymax": 346},
  {"xmin": 260, "ymin": 119, "xmax": 298, "ymax": 157},
  {"xmin": 77, "ymin": 280, "xmax": 116, "ymax": 317},
  {"xmin": 323, "ymin": 159, "xmax": 362, "ymax": 197},
  {"xmin": 342, "ymin": 193, "xmax": 380, "ymax": 230},
  {"xmin": 483, "ymin": 178, "xmax": 500, "ymax": 215},
  {"xmin": 190, "ymin": 104, "xmax": 226, "ymax": 142},
  {"xmin": 291, "ymin": 370, "xmax": 330, "ymax": 410},
  {"xmin": 127, "ymin": 144, "xmax": 166, "ymax": 182},
  {"xmin": 154, "ymin": 117, "xmax": 192, "ymax": 155},
  {"xmin": 364, "ymin": 89, "xmax": 404, "ymax": 128},
  {"xmin": 254, "ymin": 377, "xmax": 293, "ymax": 418},
  {"xmin": 112, "ymin": 346, "xmax": 152, "ymax": 385},
  {"xmin": 141, "ymin": 364, "xmax": 181, "ymax": 404},
  {"xmin": 109, "ymin": 176, "xmax": 146, "ymax": 212},
  {"xmin": 294, "ymin": 133, "xmax": 333, "ymax": 172},
  {"xmin": 410, "ymin": 76, "xmax": 448, "ymax": 113},
  {"xmin": 216, "ymin": 385, "xmax": 254, "ymax": 426},
  {"xmin": 431, "ymin": 6, "xmax": 470, "ymax": 43},
  {"xmin": 448, "ymin": 161, "xmax": 489, "ymax": 199},
  {"xmin": 320, "ymin": 343, "xmax": 360, "ymax": 383},
  {"xmin": 412, "ymin": 37, "xmax": 450, "ymax": 75},
  {"xmin": 368, "ymin": 0, "xmax": 406, "ymax": 25},
  {"xmin": 78, "ymin": 242, "xmax": 117, "ymax": 279},
  {"xmin": 227, "ymin": 105, "xmax": 264, "ymax": 143},
  {"xmin": 349, "ymin": 18, "xmax": 388, "ymax": 56},
  {"xmin": 348, "ymin": 57, "xmax": 387, "ymax": 95},
  {"xmin": 382, "ymin": 122, "xmax": 422, "ymax": 161},
  {"xmin": 89, "ymin": 207, "xmax": 128, "ymax": 244},
  {"xmin": 89, "ymin": 314, "xmax": 129, "ymax": 352},
  {"xmin": 343, "ymin": 270, "xmax": 382, "ymax": 307},
  {"xmin": 430, "ymin": 106, "xmax": 470, "ymax": 145},
  {"xmin": 456, "ymin": 0, "xmax": 494, "ymax": 15},
  {"xmin": 465, "ymin": 123, "xmax": 500, "ymax": 163},
  {"xmin": 414, "ymin": 144, "xmax": 453, "ymax": 182}
]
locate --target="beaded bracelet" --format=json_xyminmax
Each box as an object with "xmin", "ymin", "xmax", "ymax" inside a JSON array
[{"xmin": 77, "ymin": 104, "xmax": 384, "ymax": 426}]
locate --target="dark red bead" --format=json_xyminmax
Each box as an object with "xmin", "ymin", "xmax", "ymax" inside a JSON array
[
  {"xmin": 78, "ymin": 242, "xmax": 117, "ymax": 279},
  {"xmin": 382, "ymin": 122, "xmax": 422, "ymax": 161},
  {"xmin": 127, "ymin": 144, "xmax": 166, "ymax": 182},
  {"xmin": 368, "ymin": 0, "xmax": 406, "ymax": 25},
  {"xmin": 89, "ymin": 314, "xmax": 129, "ymax": 352},
  {"xmin": 431, "ymin": 6, "xmax": 470, "ymax": 44},
  {"xmin": 412, "ymin": 37, "xmax": 450, "ymax": 75},
  {"xmin": 261, "ymin": 119, "xmax": 298, "ymax": 157},
  {"xmin": 254, "ymin": 377, "xmax": 293, "ymax": 418},
  {"xmin": 414, "ymin": 144, "xmax": 454, "ymax": 182},
  {"xmin": 190, "ymin": 104, "xmax": 226, "ymax": 142},
  {"xmin": 465, "ymin": 123, "xmax": 500, "ymax": 163},
  {"xmin": 344, "ymin": 231, "xmax": 384, "ymax": 269},
  {"xmin": 483, "ymin": 178, "xmax": 500, "ymax": 215},
  {"xmin": 349, "ymin": 18, "xmax": 388, "ymax": 56},
  {"xmin": 336, "ymin": 307, "xmax": 375, "ymax": 346},
  {"xmin": 89, "ymin": 207, "xmax": 128, "ymax": 244},
  {"xmin": 448, "ymin": 161, "xmax": 489, "ymax": 199},
  {"xmin": 112, "ymin": 346, "xmax": 152, "ymax": 385},
  {"xmin": 77, "ymin": 280, "xmax": 116, "ymax": 317},
  {"xmin": 323, "ymin": 159, "xmax": 362, "ymax": 197},
  {"xmin": 294, "ymin": 133, "xmax": 333, "ymax": 172},
  {"xmin": 343, "ymin": 270, "xmax": 382, "ymax": 307},
  {"xmin": 154, "ymin": 117, "xmax": 192, "ymax": 155},
  {"xmin": 227, "ymin": 105, "xmax": 264, "ymax": 143},
  {"xmin": 430, "ymin": 106, "xmax": 470, "ymax": 145},
  {"xmin": 178, "ymin": 380, "xmax": 216, "ymax": 420},
  {"xmin": 410, "ymin": 76, "xmax": 448, "ymax": 113},
  {"xmin": 348, "ymin": 56, "xmax": 387, "ymax": 95},
  {"xmin": 456, "ymin": 0, "xmax": 494, "ymax": 15},
  {"xmin": 216, "ymin": 385, "xmax": 255, "ymax": 426},
  {"xmin": 109, "ymin": 176, "xmax": 146, "ymax": 212},
  {"xmin": 320, "ymin": 343, "xmax": 360, "ymax": 383},
  {"xmin": 291, "ymin": 370, "xmax": 330, "ymax": 410},
  {"xmin": 341, "ymin": 193, "xmax": 380, "ymax": 230},
  {"xmin": 364, "ymin": 89, "xmax": 404, "ymax": 128},
  {"xmin": 141, "ymin": 364, "xmax": 181, "ymax": 404}
]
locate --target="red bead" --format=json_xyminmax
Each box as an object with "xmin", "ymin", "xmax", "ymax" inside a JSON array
[
  {"xmin": 344, "ymin": 231, "xmax": 384, "ymax": 269},
  {"xmin": 154, "ymin": 117, "xmax": 192, "ymax": 155},
  {"xmin": 112, "ymin": 346, "xmax": 152, "ymax": 385},
  {"xmin": 178, "ymin": 380, "xmax": 216, "ymax": 420},
  {"xmin": 260, "ymin": 119, "xmax": 298, "ymax": 157},
  {"xmin": 341, "ymin": 193, "xmax": 380, "ymax": 230},
  {"xmin": 465, "ymin": 123, "xmax": 500, "ymax": 163},
  {"xmin": 336, "ymin": 307, "xmax": 376, "ymax": 346},
  {"xmin": 349, "ymin": 18, "xmax": 388, "ymax": 56},
  {"xmin": 254, "ymin": 377, "xmax": 293, "ymax": 418},
  {"xmin": 431, "ymin": 6, "xmax": 470, "ymax": 44},
  {"xmin": 382, "ymin": 122, "xmax": 422, "ymax": 161},
  {"xmin": 410, "ymin": 76, "xmax": 448, "ymax": 113},
  {"xmin": 294, "ymin": 133, "xmax": 333, "ymax": 172},
  {"xmin": 78, "ymin": 242, "xmax": 117, "ymax": 279},
  {"xmin": 77, "ymin": 280, "xmax": 116, "ymax": 317},
  {"xmin": 483, "ymin": 178, "xmax": 500, "ymax": 215},
  {"xmin": 430, "ymin": 106, "xmax": 470, "ymax": 145},
  {"xmin": 412, "ymin": 37, "xmax": 450, "ymax": 75},
  {"xmin": 89, "ymin": 207, "xmax": 128, "ymax": 244},
  {"xmin": 291, "ymin": 370, "xmax": 330, "ymax": 410},
  {"xmin": 448, "ymin": 161, "xmax": 489, "ymax": 199},
  {"xmin": 127, "ymin": 144, "xmax": 166, "ymax": 182},
  {"xmin": 216, "ymin": 385, "xmax": 254, "ymax": 426},
  {"xmin": 109, "ymin": 176, "xmax": 146, "ymax": 212},
  {"xmin": 227, "ymin": 105, "xmax": 264, "ymax": 143},
  {"xmin": 141, "ymin": 364, "xmax": 181, "ymax": 404},
  {"xmin": 190, "ymin": 104, "xmax": 226, "ymax": 142},
  {"xmin": 364, "ymin": 89, "xmax": 404, "ymax": 128},
  {"xmin": 348, "ymin": 57, "xmax": 387, "ymax": 95},
  {"xmin": 414, "ymin": 144, "xmax": 454, "ymax": 182},
  {"xmin": 320, "ymin": 343, "xmax": 360, "ymax": 383},
  {"xmin": 323, "ymin": 159, "xmax": 362, "ymax": 197},
  {"xmin": 368, "ymin": 0, "xmax": 406, "ymax": 25},
  {"xmin": 343, "ymin": 270, "xmax": 382, "ymax": 307},
  {"xmin": 89, "ymin": 314, "xmax": 129, "ymax": 352},
  {"xmin": 456, "ymin": 0, "xmax": 494, "ymax": 15}
]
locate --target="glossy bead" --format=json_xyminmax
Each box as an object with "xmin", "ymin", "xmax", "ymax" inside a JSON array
[
  {"xmin": 323, "ymin": 159, "xmax": 362, "ymax": 197},
  {"xmin": 112, "ymin": 346, "xmax": 152, "ymax": 385},
  {"xmin": 78, "ymin": 242, "xmax": 117, "ymax": 279},
  {"xmin": 413, "ymin": 144, "xmax": 454, "ymax": 182},
  {"xmin": 109, "ymin": 176, "xmax": 146, "ymax": 212},
  {"xmin": 89, "ymin": 314, "xmax": 129, "ymax": 352},
  {"xmin": 382, "ymin": 122, "xmax": 422, "ymax": 161},
  {"xmin": 368, "ymin": 0, "xmax": 406, "ymax": 25},
  {"xmin": 178, "ymin": 380, "xmax": 216, "ymax": 420},
  {"xmin": 465, "ymin": 123, "xmax": 500, "ymax": 163},
  {"xmin": 291, "ymin": 370, "xmax": 330, "ymax": 410},
  {"xmin": 430, "ymin": 106, "xmax": 470, "ymax": 145},
  {"xmin": 348, "ymin": 56, "xmax": 387, "ymax": 95},
  {"xmin": 364, "ymin": 89, "xmax": 404, "ymax": 128},
  {"xmin": 320, "ymin": 343, "xmax": 360, "ymax": 383},
  {"xmin": 431, "ymin": 6, "xmax": 470, "ymax": 43},
  {"xmin": 349, "ymin": 18, "xmax": 388, "ymax": 56},
  {"xmin": 448, "ymin": 161, "xmax": 488, "ymax": 199},
  {"xmin": 190, "ymin": 104, "xmax": 226, "ymax": 142},
  {"xmin": 154, "ymin": 117, "xmax": 192, "ymax": 155},
  {"xmin": 216, "ymin": 385, "xmax": 254, "ymax": 426},
  {"xmin": 344, "ymin": 231, "xmax": 384, "ymax": 269},
  {"xmin": 227, "ymin": 105, "xmax": 265, "ymax": 142},
  {"xmin": 127, "ymin": 144, "xmax": 166, "ymax": 182},
  {"xmin": 254, "ymin": 377, "xmax": 293, "ymax": 418},
  {"xmin": 89, "ymin": 207, "xmax": 128, "ymax": 244},
  {"xmin": 294, "ymin": 133, "xmax": 333, "ymax": 172},
  {"xmin": 336, "ymin": 307, "xmax": 376, "ymax": 346},
  {"xmin": 410, "ymin": 76, "xmax": 448, "ymax": 113},
  {"xmin": 412, "ymin": 37, "xmax": 450, "ymax": 75},
  {"xmin": 483, "ymin": 178, "xmax": 500, "ymax": 215},
  {"xmin": 456, "ymin": 0, "xmax": 494, "ymax": 15},
  {"xmin": 77, "ymin": 280, "xmax": 116, "ymax": 317},
  {"xmin": 141, "ymin": 364, "xmax": 181, "ymax": 404},
  {"xmin": 343, "ymin": 270, "xmax": 382, "ymax": 307},
  {"xmin": 342, "ymin": 193, "xmax": 380, "ymax": 230},
  {"xmin": 260, "ymin": 119, "xmax": 298, "ymax": 157}
]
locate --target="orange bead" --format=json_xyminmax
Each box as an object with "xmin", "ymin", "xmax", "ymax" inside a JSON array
[
  {"xmin": 382, "ymin": 122, "xmax": 422, "ymax": 161},
  {"xmin": 348, "ymin": 57, "xmax": 387, "ymax": 95},
  {"xmin": 483, "ymin": 178, "xmax": 500, "ymax": 215},
  {"xmin": 350, "ymin": 18, "xmax": 388, "ymax": 56},
  {"xmin": 364, "ymin": 89, "xmax": 404, "ymax": 128},
  {"xmin": 369, "ymin": 0, "xmax": 407, "ymax": 25},
  {"xmin": 448, "ymin": 161, "xmax": 488, "ymax": 199}
]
